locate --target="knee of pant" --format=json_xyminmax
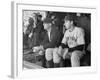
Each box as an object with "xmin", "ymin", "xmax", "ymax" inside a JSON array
[
  {"xmin": 53, "ymin": 58, "xmax": 61, "ymax": 63},
  {"xmin": 53, "ymin": 48, "xmax": 58, "ymax": 53},
  {"xmin": 45, "ymin": 48, "xmax": 53, "ymax": 61},
  {"xmin": 53, "ymin": 52, "xmax": 61, "ymax": 63}
]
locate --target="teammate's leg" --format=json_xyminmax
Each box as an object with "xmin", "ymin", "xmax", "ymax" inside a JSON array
[
  {"xmin": 53, "ymin": 48, "xmax": 61, "ymax": 68},
  {"xmin": 45, "ymin": 48, "xmax": 54, "ymax": 68},
  {"xmin": 71, "ymin": 50, "xmax": 83, "ymax": 67}
]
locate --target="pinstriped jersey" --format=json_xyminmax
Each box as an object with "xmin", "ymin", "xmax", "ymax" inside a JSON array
[{"xmin": 62, "ymin": 27, "xmax": 85, "ymax": 48}]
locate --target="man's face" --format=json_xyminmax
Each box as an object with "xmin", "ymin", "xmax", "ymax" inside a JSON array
[
  {"xmin": 43, "ymin": 23, "xmax": 51, "ymax": 30},
  {"xmin": 64, "ymin": 20, "xmax": 72, "ymax": 29},
  {"xmin": 32, "ymin": 14, "xmax": 37, "ymax": 23}
]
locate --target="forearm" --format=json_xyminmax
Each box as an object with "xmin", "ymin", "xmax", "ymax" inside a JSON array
[
  {"xmin": 68, "ymin": 44, "xmax": 84, "ymax": 52},
  {"xmin": 60, "ymin": 43, "xmax": 69, "ymax": 48}
]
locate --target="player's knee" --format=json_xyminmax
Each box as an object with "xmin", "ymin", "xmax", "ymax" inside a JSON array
[
  {"xmin": 53, "ymin": 52, "xmax": 61, "ymax": 63},
  {"xmin": 53, "ymin": 49, "xmax": 61, "ymax": 63},
  {"xmin": 45, "ymin": 48, "xmax": 53, "ymax": 61},
  {"xmin": 53, "ymin": 58, "xmax": 61, "ymax": 63}
]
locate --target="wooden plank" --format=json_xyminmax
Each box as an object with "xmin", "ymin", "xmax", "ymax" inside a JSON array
[
  {"xmin": 23, "ymin": 61, "xmax": 44, "ymax": 69},
  {"xmin": 23, "ymin": 49, "xmax": 33, "ymax": 54}
]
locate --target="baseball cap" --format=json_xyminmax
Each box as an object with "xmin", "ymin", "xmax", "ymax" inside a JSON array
[{"xmin": 43, "ymin": 18, "xmax": 52, "ymax": 23}]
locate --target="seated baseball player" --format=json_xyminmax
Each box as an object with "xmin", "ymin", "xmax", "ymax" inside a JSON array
[
  {"xmin": 56, "ymin": 15, "xmax": 85, "ymax": 67},
  {"xmin": 32, "ymin": 18, "xmax": 63, "ymax": 68}
]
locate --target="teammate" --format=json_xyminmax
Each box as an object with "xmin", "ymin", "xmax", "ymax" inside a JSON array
[
  {"xmin": 56, "ymin": 14, "xmax": 85, "ymax": 67},
  {"xmin": 33, "ymin": 18, "xmax": 63, "ymax": 68}
]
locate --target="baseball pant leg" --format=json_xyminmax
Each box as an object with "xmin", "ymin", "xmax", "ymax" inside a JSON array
[
  {"xmin": 71, "ymin": 50, "xmax": 83, "ymax": 67},
  {"xmin": 45, "ymin": 48, "xmax": 54, "ymax": 68},
  {"xmin": 53, "ymin": 48, "xmax": 61, "ymax": 68}
]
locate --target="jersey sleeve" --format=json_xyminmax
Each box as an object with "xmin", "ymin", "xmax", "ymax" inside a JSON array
[
  {"xmin": 77, "ymin": 28, "xmax": 85, "ymax": 45},
  {"xmin": 61, "ymin": 31, "xmax": 68, "ymax": 45}
]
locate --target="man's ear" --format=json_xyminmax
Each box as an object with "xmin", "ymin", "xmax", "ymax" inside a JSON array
[
  {"xmin": 71, "ymin": 21, "xmax": 73, "ymax": 25},
  {"xmin": 49, "ymin": 23, "xmax": 52, "ymax": 26}
]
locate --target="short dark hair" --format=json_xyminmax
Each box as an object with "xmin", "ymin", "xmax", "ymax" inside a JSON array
[
  {"xmin": 64, "ymin": 14, "xmax": 75, "ymax": 22},
  {"xmin": 64, "ymin": 14, "xmax": 77, "ymax": 26}
]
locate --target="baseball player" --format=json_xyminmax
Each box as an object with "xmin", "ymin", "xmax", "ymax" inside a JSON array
[
  {"xmin": 32, "ymin": 18, "xmax": 63, "ymax": 68},
  {"xmin": 56, "ymin": 14, "xmax": 85, "ymax": 67}
]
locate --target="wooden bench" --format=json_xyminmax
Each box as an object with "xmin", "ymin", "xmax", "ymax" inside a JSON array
[{"xmin": 23, "ymin": 49, "xmax": 45, "ymax": 69}]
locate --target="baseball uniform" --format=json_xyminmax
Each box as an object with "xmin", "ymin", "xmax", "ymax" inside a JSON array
[{"xmin": 60, "ymin": 26, "xmax": 85, "ymax": 67}]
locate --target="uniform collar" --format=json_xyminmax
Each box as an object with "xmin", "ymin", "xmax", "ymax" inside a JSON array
[{"xmin": 68, "ymin": 26, "xmax": 75, "ymax": 32}]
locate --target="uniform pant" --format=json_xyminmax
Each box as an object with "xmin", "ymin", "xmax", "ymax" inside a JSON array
[
  {"xmin": 38, "ymin": 48, "xmax": 60, "ymax": 68},
  {"xmin": 50, "ymin": 48, "xmax": 84, "ymax": 67},
  {"xmin": 45, "ymin": 48, "xmax": 60, "ymax": 64}
]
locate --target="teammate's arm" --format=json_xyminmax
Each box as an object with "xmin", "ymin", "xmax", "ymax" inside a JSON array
[{"xmin": 58, "ymin": 31, "xmax": 68, "ymax": 55}]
